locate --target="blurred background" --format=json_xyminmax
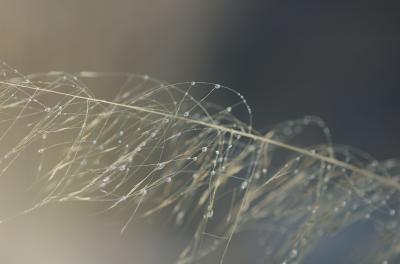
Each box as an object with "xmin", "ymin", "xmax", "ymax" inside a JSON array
[{"xmin": 0, "ymin": 0, "xmax": 399, "ymax": 263}]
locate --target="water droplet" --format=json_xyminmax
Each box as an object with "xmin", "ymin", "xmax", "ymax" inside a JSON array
[
  {"xmin": 290, "ymin": 249, "xmax": 298, "ymax": 258},
  {"xmin": 176, "ymin": 211, "xmax": 185, "ymax": 225},
  {"xmin": 241, "ymin": 181, "xmax": 248, "ymax": 190},
  {"xmin": 157, "ymin": 163, "xmax": 165, "ymax": 170},
  {"xmin": 201, "ymin": 147, "xmax": 208, "ymax": 152},
  {"xmin": 206, "ymin": 209, "xmax": 213, "ymax": 218},
  {"xmin": 183, "ymin": 111, "xmax": 189, "ymax": 117},
  {"xmin": 214, "ymin": 84, "xmax": 221, "ymax": 89}
]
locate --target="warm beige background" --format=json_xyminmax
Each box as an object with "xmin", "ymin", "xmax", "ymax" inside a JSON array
[
  {"xmin": 0, "ymin": 0, "xmax": 232, "ymax": 81},
  {"xmin": 0, "ymin": 1, "xmax": 235, "ymax": 263}
]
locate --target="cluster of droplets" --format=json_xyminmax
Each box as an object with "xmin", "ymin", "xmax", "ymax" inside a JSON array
[{"xmin": 0, "ymin": 61, "xmax": 399, "ymax": 264}]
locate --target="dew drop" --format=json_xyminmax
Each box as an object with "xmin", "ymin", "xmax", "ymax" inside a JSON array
[
  {"xmin": 290, "ymin": 249, "xmax": 298, "ymax": 258},
  {"xmin": 206, "ymin": 209, "xmax": 213, "ymax": 218},
  {"xmin": 156, "ymin": 163, "xmax": 165, "ymax": 170},
  {"xmin": 176, "ymin": 211, "xmax": 185, "ymax": 225}
]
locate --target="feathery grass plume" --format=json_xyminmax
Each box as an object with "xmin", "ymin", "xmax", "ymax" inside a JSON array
[{"xmin": 0, "ymin": 61, "xmax": 399, "ymax": 263}]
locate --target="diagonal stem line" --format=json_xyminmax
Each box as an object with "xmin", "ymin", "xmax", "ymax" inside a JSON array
[{"xmin": 1, "ymin": 81, "xmax": 399, "ymax": 190}]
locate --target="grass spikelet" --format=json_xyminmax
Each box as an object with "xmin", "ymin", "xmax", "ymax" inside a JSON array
[{"xmin": 0, "ymin": 61, "xmax": 399, "ymax": 263}]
